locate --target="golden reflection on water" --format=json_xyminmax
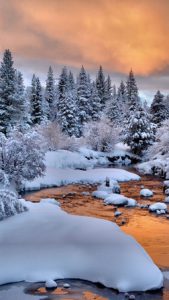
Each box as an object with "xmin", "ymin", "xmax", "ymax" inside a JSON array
[{"xmin": 25, "ymin": 174, "xmax": 169, "ymax": 269}]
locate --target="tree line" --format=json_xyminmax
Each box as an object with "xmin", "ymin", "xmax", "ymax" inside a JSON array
[{"xmin": 0, "ymin": 49, "xmax": 168, "ymax": 154}]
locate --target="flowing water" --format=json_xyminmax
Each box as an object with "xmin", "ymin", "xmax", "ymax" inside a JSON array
[{"xmin": 1, "ymin": 170, "xmax": 169, "ymax": 299}]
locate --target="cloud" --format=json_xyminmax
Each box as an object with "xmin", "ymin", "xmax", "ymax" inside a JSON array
[{"xmin": 0, "ymin": 0, "xmax": 169, "ymax": 97}]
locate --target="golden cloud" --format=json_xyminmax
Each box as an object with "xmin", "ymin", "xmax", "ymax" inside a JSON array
[{"xmin": 0, "ymin": 0, "xmax": 169, "ymax": 75}]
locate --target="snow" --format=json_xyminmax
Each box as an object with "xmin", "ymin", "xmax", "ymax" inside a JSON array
[
  {"xmin": 24, "ymin": 168, "xmax": 140, "ymax": 191},
  {"xmin": 149, "ymin": 202, "xmax": 167, "ymax": 212},
  {"xmin": 140, "ymin": 189, "xmax": 153, "ymax": 197},
  {"xmin": 114, "ymin": 211, "xmax": 122, "ymax": 217},
  {"xmin": 45, "ymin": 279, "xmax": 57, "ymax": 288},
  {"xmin": 0, "ymin": 200, "xmax": 163, "ymax": 292},
  {"xmin": 92, "ymin": 190, "xmax": 110, "ymax": 200},
  {"xmin": 45, "ymin": 150, "xmax": 94, "ymax": 170},
  {"xmin": 164, "ymin": 197, "xmax": 169, "ymax": 203},
  {"xmin": 63, "ymin": 283, "xmax": 70, "ymax": 288},
  {"xmin": 126, "ymin": 198, "xmax": 137, "ymax": 207},
  {"xmin": 40, "ymin": 198, "xmax": 60, "ymax": 206},
  {"xmin": 104, "ymin": 194, "xmax": 128, "ymax": 206}
]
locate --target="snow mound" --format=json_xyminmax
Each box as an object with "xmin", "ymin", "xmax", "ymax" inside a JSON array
[
  {"xmin": 0, "ymin": 201, "xmax": 163, "ymax": 292},
  {"xmin": 149, "ymin": 202, "xmax": 167, "ymax": 212},
  {"xmin": 92, "ymin": 190, "xmax": 109, "ymax": 200},
  {"xmin": 164, "ymin": 197, "xmax": 169, "ymax": 203},
  {"xmin": 97, "ymin": 179, "xmax": 120, "ymax": 194},
  {"xmin": 45, "ymin": 150, "xmax": 93, "ymax": 170},
  {"xmin": 126, "ymin": 199, "xmax": 137, "ymax": 207},
  {"xmin": 45, "ymin": 279, "xmax": 57, "ymax": 288},
  {"xmin": 140, "ymin": 189, "xmax": 153, "ymax": 197},
  {"xmin": 104, "ymin": 194, "xmax": 128, "ymax": 206},
  {"xmin": 24, "ymin": 168, "xmax": 140, "ymax": 191}
]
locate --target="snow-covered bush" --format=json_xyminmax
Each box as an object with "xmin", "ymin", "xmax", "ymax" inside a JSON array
[
  {"xmin": 83, "ymin": 119, "xmax": 120, "ymax": 152},
  {"xmin": 146, "ymin": 120, "xmax": 169, "ymax": 159},
  {"xmin": 0, "ymin": 131, "xmax": 45, "ymax": 190},
  {"xmin": 0, "ymin": 190, "xmax": 27, "ymax": 221},
  {"xmin": 38, "ymin": 122, "xmax": 79, "ymax": 151}
]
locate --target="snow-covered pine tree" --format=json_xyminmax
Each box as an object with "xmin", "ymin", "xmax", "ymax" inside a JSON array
[
  {"xmin": 105, "ymin": 75, "xmax": 112, "ymax": 102},
  {"xmin": 68, "ymin": 71, "xmax": 75, "ymax": 90},
  {"xmin": 150, "ymin": 90, "xmax": 166, "ymax": 127},
  {"xmin": 89, "ymin": 82, "xmax": 101, "ymax": 121},
  {"xmin": 126, "ymin": 69, "xmax": 140, "ymax": 113},
  {"xmin": 106, "ymin": 91, "xmax": 121, "ymax": 126},
  {"xmin": 0, "ymin": 50, "xmax": 16, "ymax": 134},
  {"xmin": 77, "ymin": 66, "xmax": 91, "ymax": 134},
  {"xmin": 96, "ymin": 66, "xmax": 107, "ymax": 109},
  {"xmin": 123, "ymin": 106, "xmax": 155, "ymax": 155},
  {"xmin": 45, "ymin": 66, "xmax": 55, "ymax": 120},
  {"xmin": 61, "ymin": 90, "xmax": 79, "ymax": 136},
  {"xmin": 57, "ymin": 66, "xmax": 69, "ymax": 125},
  {"xmin": 11, "ymin": 71, "xmax": 25, "ymax": 128},
  {"xmin": 30, "ymin": 75, "xmax": 43, "ymax": 125},
  {"xmin": 116, "ymin": 81, "xmax": 128, "ymax": 125},
  {"xmin": 164, "ymin": 95, "xmax": 169, "ymax": 119}
]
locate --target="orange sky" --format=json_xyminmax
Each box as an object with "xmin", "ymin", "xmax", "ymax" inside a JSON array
[{"xmin": 0, "ymin": 0, "xmax": 169, "ymax": 96}]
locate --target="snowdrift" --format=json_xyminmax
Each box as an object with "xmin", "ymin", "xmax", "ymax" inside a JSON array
[{"xmin": 0, "ymin": 200, "xmax": 163, "ymax": 292}]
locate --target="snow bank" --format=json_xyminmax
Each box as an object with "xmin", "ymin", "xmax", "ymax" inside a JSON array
[
  {"xmin": 140, "ymin": 189, "xmax": 153, "ymax": 197},
  {"xmin": 0, "ymin": 201, "xmax": 163, "ymax": 292},
  {"xmin": 45, "ymin": 150, "xmax": 93, "ymax": 170},
  {"xmin": 24, "ymin": 168, "xmax": 140, "ymax": 191}
]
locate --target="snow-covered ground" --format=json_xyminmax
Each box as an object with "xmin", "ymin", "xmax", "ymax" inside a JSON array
[
  {"xmin": 24, "ymin": 150, "xmax": 140, "ymax": 191},
  {"xmin": 0, "ymin": 200, "xmax": 163, "ymax": 292},
  {"xmin": 24, "ymin": 167, "xmax": 140, "ymax": 191}
]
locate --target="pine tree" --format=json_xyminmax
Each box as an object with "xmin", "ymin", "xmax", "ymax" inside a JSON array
[
  {"xmin": 150, "ymin": 90, "xmax": 166, "ymax": 127},
  {"xmin": 96, "ymin": 66, "xmax": 107, "ymax": 109},
  {"xmin": 60, "ymin": 90, "xmax": 79, "ymax": 136},
  {"xmin": 30, "ymin": 75, "xmax": 43, "ymax": 125},
  {"xmin": 106, "ymin": 92, "xmax": 121, "ymax": 126},
  {"xmin": 77, "ymin": 66, "xmax": 91, "ymax": 134},
  {"xmin": 0, "ymin": 50, "xmax": 16, "ymax": 134},
  {"xmin": 123, "ymin": 106, "xmax": 155, "ymax": 155},
  {"xmin": 126, "ymin": 70, "xmax": 140, "ymax": 112},
  {"xmin": 57, "ymin": 66, "xmax": 69, "ymax": 125},
  {"xmin": 116, "ymin": 81, "xmax": 128, "ymax": 125},
  {"xmin": 11, "ymin": 71, "xmax": 25, "ymax": 128},
  {"xmin": 105, "ymin": 75, "xmax": 112, "ymax": 103},
  {"xmin": 68, "ymin": 71, "xmax": 75, "ymax": 90},
  {"xmin": 89, "ymin": 82, "xmax": 101, "ymax": 121},
  {"xmin": 45, "ymin": 66, "xmax": 55, "ymax": 120}
]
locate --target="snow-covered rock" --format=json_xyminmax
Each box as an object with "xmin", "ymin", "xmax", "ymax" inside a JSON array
[
  {"xmin": 114, "ymin": 211, "xmax": 122, "ymax": 217},
  {"xmin": 92, "ymin": 191, "xmax": 109, "ymax": 200},
  {"xmin": 24, "ymin": 168, "xmax": 140, "ymax": 191},
  {"xmin": 165, "ymin": 188, "xmax": 169, "ymax": 195},
  {"xmin": 164, "ymin": 197, "xmax": 169, "ymax": 203},
  {"xmin": 149, "ymin": 202, "xmax": 167, "ymax": 213},
  {"xmin": 140, "ymin": 189, "xmax": 153, "ymax": 197},
  {"xmin": 45, "ymin": 279, "xmax": 57, "ymax": 288},
  {"xmin": 63, "ymin": 283, "xmax": 70, "ymax": 288},
  {"xmin": 104, "ymin": 194, "xmax": 129, "ymax": 206},
  {"xmin": 0, "ymin": 201, "xmax": 163, "ymax": 292},
  {"xmin": 97, "ymin": 179, "xmax": 120, "ymax": 194},
  {"xmin": 126, "ymin": 199, "xmax": 137, "ymax": 207}
]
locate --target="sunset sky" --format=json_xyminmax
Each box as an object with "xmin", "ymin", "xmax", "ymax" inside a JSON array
[{"xmin": 0, "ymin": 0, "xmax": 169, "ymax": 100}]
